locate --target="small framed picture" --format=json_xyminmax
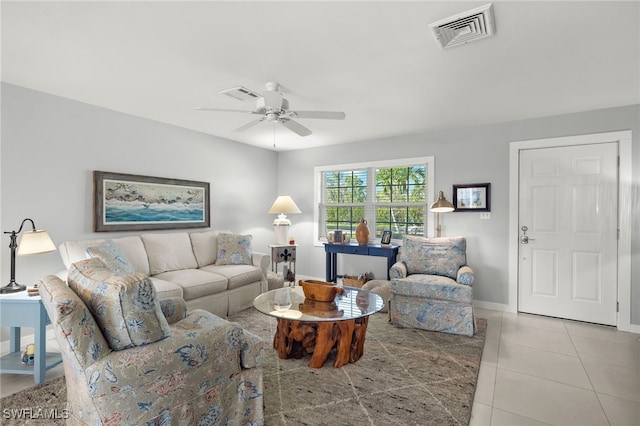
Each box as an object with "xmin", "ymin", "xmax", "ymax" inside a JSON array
[
  {"xmin": 453, "ymin": 183, "xmax": 491, "ymax": 212},
  {"xmin": 380, "ymin": 230, "xmax": 392, "ymax": 245},
  {"xmin": 333, "ymin": 230, "xmax": 343, "ymax": 243}
]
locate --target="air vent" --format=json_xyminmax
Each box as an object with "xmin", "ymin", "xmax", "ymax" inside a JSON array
[
  {"xmin": 219, "ymin": 86, "xmax": 261, "ymax": 101},
  {"xmin": 429, "ymin": 3, "xmax": 495, "ymax": 49}
]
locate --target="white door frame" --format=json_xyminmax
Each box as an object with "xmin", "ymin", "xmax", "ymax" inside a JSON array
[{"xmin": 508, "ymin": 130, "xmax": 636, "ymax": 333}]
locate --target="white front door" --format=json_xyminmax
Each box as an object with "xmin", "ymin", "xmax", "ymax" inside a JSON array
[{"xmin": 518, "ymin": 142, "xmax": 618, "ymax": 325}]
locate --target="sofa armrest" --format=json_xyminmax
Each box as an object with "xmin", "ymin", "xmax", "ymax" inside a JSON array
[
  {"xmin": 389, "ymin": 261, "xmax": 408, "ymax": 279},
  {"xmin": 55, "ymin": 270, "xmax": 68, "ymax": 281},
  {"xmin": 239, "ymin": 328, "xmax": 267, "ymax": 369},
  {"xmin": 457, "ymin": 265, "xmax": 475, "ymax": 285},
  {"xmin": 159, "ymin": 297, "xmax": 187, "ymax": 324},
  {"xmin": 252, "ymin": 251, "xmax": 269, "ymax": 277},
  {"xmin": 85, "ymin": 309, "xmax": 263, "ymax": 398},
  {"xmin": 39, "ymin": 275, "xmax": 112, "ymax": 369}
]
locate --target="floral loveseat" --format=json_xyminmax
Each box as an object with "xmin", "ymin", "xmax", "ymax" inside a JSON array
[
  {"xmin": 389, "ymin": 235, "xmax": 475, "ymax": 336},
  {"xmin": 58, "ymin": 230, "xmax": 269, "ymax": 318},
  {"xmin": 39, "ymin": 264, "xmax": 266, "ymax": 425}
]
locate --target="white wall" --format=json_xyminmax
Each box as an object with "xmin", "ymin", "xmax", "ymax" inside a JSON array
[
  {"xmin": 277, "ymin": 104, "xmax": 640, "ymax": 324},
  {"xmin": 2, "ymin": 83, "xmax": 638, "ymax": 327},
  {"xmin": 0, "ymin": 83, "xmax": 278, "ymax": 288}
]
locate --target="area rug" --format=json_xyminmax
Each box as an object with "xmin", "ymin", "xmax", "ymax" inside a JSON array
[{"xmin": 0, "ymin": 310, "xmax": 486, "ymax": 425}]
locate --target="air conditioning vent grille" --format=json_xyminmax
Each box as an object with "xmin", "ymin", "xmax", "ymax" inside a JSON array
[
  {"xmin": 430, "ymin": 3, "xmax": 495, "ymax": 49},
  {"xmin": 219, "ymin": 86, "xmax": 261, "ymax": 101}
]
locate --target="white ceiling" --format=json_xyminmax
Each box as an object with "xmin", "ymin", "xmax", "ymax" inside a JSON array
[{"xmin": 2, "ymin": 1, "xmax": 639, "ymax": 151}]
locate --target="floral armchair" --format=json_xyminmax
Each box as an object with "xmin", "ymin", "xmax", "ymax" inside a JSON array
[
  {"xmin": 39, "ymin": 262, "xmax": 266, "ymax": 425},
  {"xmin": 389, "ymin": 236, "xmax": 475, "ymax": 336}
]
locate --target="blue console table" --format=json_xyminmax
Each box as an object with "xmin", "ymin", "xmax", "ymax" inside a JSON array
[
  {"xmin": 0, "ymin": 292, "xmax": 63, "ymax": 384},
  {"xmin": 324, "ymin": 243, "xmax": 400, "ymax": 283}
]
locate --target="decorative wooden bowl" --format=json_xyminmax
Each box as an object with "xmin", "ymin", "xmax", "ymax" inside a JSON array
[
  {"xmin": 298, "ymin": 300, "xmax": 344, "ymax": 318},
  {"xmin": 298, "ymin": 279, "xmax": 344, "ymax": 302}
]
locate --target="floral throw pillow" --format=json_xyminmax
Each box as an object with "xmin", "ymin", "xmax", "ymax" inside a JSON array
[
  {"xmin": 68, "ymin": 258, "xmax": 170, "ymax": 351},
  {"xmin": 401, "ymin": 235, "xmax": 467, "ymax": 279},
  {"xmin": 86, "ymin": 240, "xmax": 135, "ymax": 275},
  {"xmin": 215, "ymin": 233, "xmax": 253, "ymax": 265}
]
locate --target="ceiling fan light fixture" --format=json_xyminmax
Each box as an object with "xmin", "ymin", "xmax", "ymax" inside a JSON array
[{"xmin": 198, "ymin": 82, "xmax": 345, "ymax": 137}]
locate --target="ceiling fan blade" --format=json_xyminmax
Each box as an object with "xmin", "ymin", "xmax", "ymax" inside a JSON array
[
  {"xmin": 233, "ymin": 118, "xmax": 265, "ymax": 132},
  {"xmin": 290, "ymin": 111, "xmax": 346, "ymax": 120},
  {"xmin": 195, "ymin": 107, "xmax": 257, "ymax": 114},
  {"xmin": 279, "ymin": 118, "xmax": 312, "ymax": 137}
]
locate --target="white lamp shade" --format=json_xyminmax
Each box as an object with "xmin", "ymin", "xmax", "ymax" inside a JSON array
[
  {"xmin": 17, "ymin": 230, "xmax": 56, "ymax": 255},
  {"xmin": 268, "ymin": 196, "xmax": 300, "ymax": 244},
  {"xmin": 268, "ymin": 196, "xmax": 301, "ymax": 215}
]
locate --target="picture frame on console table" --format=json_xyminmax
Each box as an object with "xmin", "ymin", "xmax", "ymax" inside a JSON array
[
  {"xmin": 452, "ymin": 183, "xmax": 490, "ymax": 212},
  {"xmin": 380, "ymin": 230, "xmax": 392, "ymax": 245},
  {"xmin": 94, "ymin": 171, "xmax": 210, "ymax": 232}
]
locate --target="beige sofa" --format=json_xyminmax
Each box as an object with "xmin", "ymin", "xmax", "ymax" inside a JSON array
[{"xmin": 58, "ymin": 230, "xmax": 269, "ymax": 317}]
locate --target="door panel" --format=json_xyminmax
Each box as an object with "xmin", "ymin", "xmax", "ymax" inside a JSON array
[{"xmin": 518, "ymin": 143, "xmax": 618, "ymax": 325}]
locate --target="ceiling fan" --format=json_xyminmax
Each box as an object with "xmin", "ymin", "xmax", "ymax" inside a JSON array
[{"xmin": 196, "ymin": 82, "xmax": 345, "ymax": 137}]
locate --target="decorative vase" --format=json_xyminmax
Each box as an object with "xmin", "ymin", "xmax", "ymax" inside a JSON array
[{"xmin": 355, "ymin": 218, "xmax": 369, "ymax": 245}]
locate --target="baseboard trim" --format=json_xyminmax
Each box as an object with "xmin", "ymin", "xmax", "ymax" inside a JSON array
[{"xmin": 473, "ymin": 300, "xmax": 513, "ymax": 313}]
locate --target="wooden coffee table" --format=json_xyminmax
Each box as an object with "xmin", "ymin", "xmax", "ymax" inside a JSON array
[{"xmin": 253, "ymin": 286, "xmax": 384, "ymax": 368}]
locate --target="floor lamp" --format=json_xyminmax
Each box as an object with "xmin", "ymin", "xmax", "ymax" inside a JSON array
[
  {"xmin": 2, "ymin": 218, "xmax": 56, "ymax": 294},
  {"xmin": 430, "ymin": 191, "xmax": 455, "ymax": 237}
]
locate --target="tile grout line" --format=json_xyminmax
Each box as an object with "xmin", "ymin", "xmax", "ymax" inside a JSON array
[
  {"xmin": 565, "ymin": 321, "xmax": 613, "ymax": 426},
  {"xmin": 487, "ymin": 312, "xmax": 502, "ymax": 425}
]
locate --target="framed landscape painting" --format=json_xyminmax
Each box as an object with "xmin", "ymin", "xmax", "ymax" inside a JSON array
[{"xmin": 94, "ymin": 171, "xmax": 210, "ymax": 231}]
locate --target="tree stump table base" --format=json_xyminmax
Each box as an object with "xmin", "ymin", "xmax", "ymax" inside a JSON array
[{"xmin": 273, "ymin": 316, "xmax": 370, "ymax": 368}]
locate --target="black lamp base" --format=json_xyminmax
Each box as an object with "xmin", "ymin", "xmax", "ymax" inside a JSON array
[{"xmin": 0, "ymin": 282, "xmax": 26, "ymax": 294}]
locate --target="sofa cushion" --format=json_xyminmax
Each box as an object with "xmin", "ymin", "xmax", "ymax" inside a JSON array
[
  {"xmin": 142, "ymin": 233, "xmax": 198, "ymax": 275},
  {"xmin": 401, "ymin": 236, "xmax": 467, "ymax": 279},
  {"xmin": 68, "ymin": 258, "xmax": 171, "ymax": 351},
  {"xmin": 111, "ymin": 236, "xmax": 151, "ymax": 275},
  {"xmin": 200, "ymin": 264, "xmax": 263, "ymax": 290},
  {"xmin": 59, "ymin": 238, "xmax": 101, "ymax": 269},
  {"xmin": 153, "ymin": 269, "xmax": 228, "ymax": 300},
  {"xmin": 215, "ymin": 233, "xmax": 253, "ymax": 265},
  {"xmin": 190, "ymin": 230, "xmax": 219, "ymax": 268},
  {"xmin": 86, "ymin": 240, "xmax": 135, "ymax": 274},
  {"xmin": 149, "ymin": 277, "xmax": 184, "ymax": 299},
  {"xmin": 59, "ymin": 236, "xmax": 150, "ymax": 275},
  {"xmin": 391, "ymin": 274, "xmax": 473, "ymax": 304}
]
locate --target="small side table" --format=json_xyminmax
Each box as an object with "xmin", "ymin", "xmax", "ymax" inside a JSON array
[
  {"xmin": 0, "ymin": 291, "xmax": 63, "ymax": 384},
  {"xmin": 270, "ymin": 244, "xmax": 297, "ymax": 284}
]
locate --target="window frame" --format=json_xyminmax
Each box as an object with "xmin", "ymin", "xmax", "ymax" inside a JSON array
[{"xmin": 314, "ymin": 156, "xmax": 435, "ymax": 246}]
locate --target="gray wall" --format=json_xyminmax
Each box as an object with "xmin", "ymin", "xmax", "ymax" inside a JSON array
[
  {"xmin": 1, "ymin": 83, "xmax": 278, "ymax": 287},
  {"xmin": 2, "ymin": 83, "xmax": 638, "ymax": 327},
  {"xmin": 277, "ymin": 105, "xmax": 640, "ymax": 324}
]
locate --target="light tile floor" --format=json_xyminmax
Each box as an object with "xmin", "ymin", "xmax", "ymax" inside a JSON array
[
  {"xmin": 2, "ymin": 308, "xmax": 639, "ymax": 425},
  {"xmin": 470, "ymin": 308, "xmax": 640, "ymax": 426}
]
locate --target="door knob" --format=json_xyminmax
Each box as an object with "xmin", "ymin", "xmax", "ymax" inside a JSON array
[{"xmin": 520, "ymin": 225, "xmax": 535, "ymax": 244}]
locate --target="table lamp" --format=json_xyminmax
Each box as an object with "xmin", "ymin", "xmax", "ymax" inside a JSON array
[
  {"xmin": 268, "ymin": 196, "xmax": 301, "ymax": 245},
  {"xmin": 2, "ymin": 218, "xmax": 56, "ymax": 294},
  {"xmin": 430, "ymin": 191, "xmax": 455, "ymax": 237}
]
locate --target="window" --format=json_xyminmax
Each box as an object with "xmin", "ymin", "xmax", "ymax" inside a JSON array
[{"xmin": 314, "ymin": 157, "xmax": 435, "ymax": 244}]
